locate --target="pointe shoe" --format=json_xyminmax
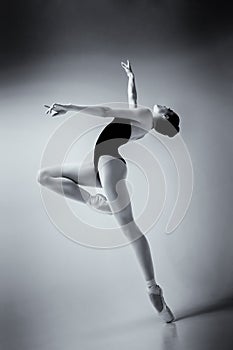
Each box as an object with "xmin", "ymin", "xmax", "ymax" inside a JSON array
[
  {"xmin": 87, "ymin": 193, "xmax": 113, "ymax": 215},
  {"xmin": 148, "ymin": 284, "xmax": 175, "ymax": 323}
]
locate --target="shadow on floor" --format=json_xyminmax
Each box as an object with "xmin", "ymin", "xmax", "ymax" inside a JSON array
[{"xmin": 175, "ymin": 296, "xmax": 233, "ymax": 321}]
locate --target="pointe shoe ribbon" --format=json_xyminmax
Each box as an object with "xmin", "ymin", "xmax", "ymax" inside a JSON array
[
  {"xmin": 87, "ymin": 194, "xmax": 113, "ymax": 215},
  {"xmin": 148, "ymin": 284, "xmax": 175, "ymax": 323}
]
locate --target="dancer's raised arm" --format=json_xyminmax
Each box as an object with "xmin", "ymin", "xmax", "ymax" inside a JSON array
[{"xmin": 121, "ymin": 60, "xmax": 137, "ymax": 109}]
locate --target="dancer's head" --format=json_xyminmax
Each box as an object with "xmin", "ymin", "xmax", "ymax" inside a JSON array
[{"xmin": 152, "ymin": 104, "xmax": 180, "ymax": 137}]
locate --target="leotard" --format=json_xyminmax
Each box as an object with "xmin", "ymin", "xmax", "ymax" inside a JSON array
[{"xmin": 93, "ymin": 117, "xmax": 131, "ymax": 184}]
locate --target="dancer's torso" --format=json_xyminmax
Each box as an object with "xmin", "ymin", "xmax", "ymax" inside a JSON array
[
  {"xmin": 93, "ymin": 117, "xmax": 148, "ymax": 169},
  {"xmin": 95, "ymin": 117, "xmax": 148, "ymax": 146}
]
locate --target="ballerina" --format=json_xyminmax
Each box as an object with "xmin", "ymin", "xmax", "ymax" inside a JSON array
[{"xmin": 38, "ymin": 60, "xmax": 180, "ymax": 322}]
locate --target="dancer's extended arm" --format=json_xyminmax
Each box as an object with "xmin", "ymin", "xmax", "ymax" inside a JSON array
[
  {"xmin": 121, "ymin": 60, "xmax": 137, "ymax": 109},
  {"xmin": 44, "ymin": 103, "xmax": 152, "ymax": 126}
]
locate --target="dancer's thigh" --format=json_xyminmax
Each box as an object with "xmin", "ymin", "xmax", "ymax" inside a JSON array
[
  {"xmin": 98, "ymin": 155, "xmax": 134, "ymax": 226},
  {"xmin": 39, "ymin": 162, "xmax": 102, "ymax": 188}
]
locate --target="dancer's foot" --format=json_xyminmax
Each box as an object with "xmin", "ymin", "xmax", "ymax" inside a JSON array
[
  {"xmin": 148, "ymin": 284, "xmax": 175, "ymax": 323},
  {"xmin": 87, "ymin": 193, "xmax": 113, "ymax": 215}
]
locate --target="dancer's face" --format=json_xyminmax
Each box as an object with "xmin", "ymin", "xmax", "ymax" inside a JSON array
[
  {"xmin": 152, "ymin": 104, "xmax": 169, "ymax": 134},
  {"xmin": 153, "ymin": 104, "xmax": 168, "ymax": 117},
  {"xmin": 152, "ymin": 104, "xmax": 179, "ymax": 137}
]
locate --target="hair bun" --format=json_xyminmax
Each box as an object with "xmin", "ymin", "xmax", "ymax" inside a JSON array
[{"xmin": 165, "ymin": 108, "xmax": 180, "ymax": 133}]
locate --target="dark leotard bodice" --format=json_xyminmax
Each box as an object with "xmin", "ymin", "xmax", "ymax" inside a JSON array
[{"xmin": 93, "ymin": 118, "xmax": 131, "ymax": 183}]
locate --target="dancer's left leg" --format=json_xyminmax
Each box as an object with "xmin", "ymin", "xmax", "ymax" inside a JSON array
[
  {"xmin": 98, "ymin": 155, "xmax": 174, "ymax": 322},
  {"xmin": 98, "ymin": 155, "xmax": 156, "ymax": 282}
]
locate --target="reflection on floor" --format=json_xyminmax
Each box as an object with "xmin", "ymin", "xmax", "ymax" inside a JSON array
[
  {"xmin": 82, "ymin": 299, "xmax": 233, "ymax": 350},
  {"xmin": 1, "ymin": 294, "xmax": 233, "ymax": 350}
]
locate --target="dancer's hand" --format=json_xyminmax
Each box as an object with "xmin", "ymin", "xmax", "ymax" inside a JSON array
[
  {"xmin": 121, "ymin": 59, "xmax": 134, "ymax": 77},
  {"xmin": 44, "ymin": 103, "xmax": 68, "ymax": 117}
]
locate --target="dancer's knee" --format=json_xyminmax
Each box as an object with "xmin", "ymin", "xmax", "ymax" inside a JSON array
[
  {"xmin": 120, "ymin": 219, "xmax": 144, "ymax": 242},
  {"xmin": 37, "ymin": 169, "xmax": 50, "ymax": 186}
]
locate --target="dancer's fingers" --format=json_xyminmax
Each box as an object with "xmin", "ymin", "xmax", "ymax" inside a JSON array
[{"xmin": 44, "ymin": 104, "xmax": 51, "ymax": 114}]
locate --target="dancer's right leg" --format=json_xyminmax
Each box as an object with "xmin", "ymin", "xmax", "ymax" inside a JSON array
[{"xmin": 37, "ymin": 162, "xmax": 102, "ymax": 203}]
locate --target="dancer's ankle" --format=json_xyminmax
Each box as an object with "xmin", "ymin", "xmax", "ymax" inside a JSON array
[{"xmin": 146, "ymin": 278, "xmax": 159, "ymax": 292}]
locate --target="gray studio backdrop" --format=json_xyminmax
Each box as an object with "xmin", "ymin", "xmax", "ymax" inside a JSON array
[{"xmin": 1, "ymin": 1, "xmax": 233, "ymax": 349}]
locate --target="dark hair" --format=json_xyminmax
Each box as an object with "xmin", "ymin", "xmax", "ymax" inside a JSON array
[{"xmin": 165, "ymin": 108, "xmax": 180, "ymax": 133}]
